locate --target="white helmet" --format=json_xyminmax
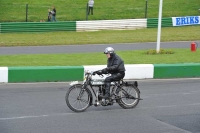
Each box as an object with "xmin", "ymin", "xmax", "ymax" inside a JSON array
[{"xmin": 104, "ymin": 47, "xmax": 114, "ymax": 54}]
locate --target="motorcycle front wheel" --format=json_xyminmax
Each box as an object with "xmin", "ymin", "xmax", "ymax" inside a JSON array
[{"xmin": 65, "ymin": 84, "xmax": 91, "ymax": 112}]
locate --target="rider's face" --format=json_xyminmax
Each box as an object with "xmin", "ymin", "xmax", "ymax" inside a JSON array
[{"xmin": 106, "ymin": 53, "xmax": 110, "ymax": 58}]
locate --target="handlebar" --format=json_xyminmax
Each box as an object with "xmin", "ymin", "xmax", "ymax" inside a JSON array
[
  {"xmin": 85, "ymin": 70, "xmax": 104, "ymax": 77},
  {"xmin": 92, "ymin": 70, "xmax": 102, "ymax": 76}
]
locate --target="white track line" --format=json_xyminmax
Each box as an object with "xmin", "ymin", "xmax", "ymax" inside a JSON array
[{"xmin": 0, "ymin": 113, "xmax": 74, "ymax": 121}]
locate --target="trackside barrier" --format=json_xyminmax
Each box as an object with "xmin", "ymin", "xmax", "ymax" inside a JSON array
[
  {"xmin": 147, "ymin": 16, "xmax": 200, "ymax": 28},
  {"xmin": 153, "ymin": 63, "xmax": 200, "ymax": 78},
  {"xmin": 76, "ymin": 19, "xmax": 147, "ymax": 31},
  {"xmin": 83, "ymin": 65, "xmax": 154, "ymax": 80},
  {"xmin": 8, "ymin": 66, "xmax": 84, "ymax": 83},
  {"xmin": 147, "ymin": 18, "xmax": 172, "ymax": 28},
  {"xmin": 0, "ymin": 67, "xmax": 8, "ymax": 83},
  {"xmin": 1, "ymin": 17, "xmax": 199, "ymax": 33},
  {"xmin": 1, "ymin": 21, "xmax": 76, "ymax": 33},
  {"xmin": 1, "ymin": 63, "xmax": 200, "ymax": 83},
  {"xmin": 172, "ymin": 16, "xmax": 200, "ymax": 27}
]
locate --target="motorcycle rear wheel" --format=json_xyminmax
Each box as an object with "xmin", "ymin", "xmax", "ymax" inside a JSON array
[{"xmin": 117, "ymin": 85, "xmax": 140, "ymax": 109}]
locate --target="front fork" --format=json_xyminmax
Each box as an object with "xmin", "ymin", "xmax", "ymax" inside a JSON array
[
  {"xmin": 94, "ymin": 91, "xmax": 100, "ymax": 106},
  {"xmin": 78, "ymin": 84, "xmax": 93, "ymax": 105}
]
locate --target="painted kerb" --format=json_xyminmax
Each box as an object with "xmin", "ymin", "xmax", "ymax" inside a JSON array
[
  {"xmin": 153, "ymin": 63, "xmax": 200, "ymax": 78},
  {"xmin": 8, "ymin": 66, "xmax": 84, "ymax": 83},
  {"xmin": 0, "ymin": 67, "xmax": 8, "ymax": 83},
  {"xmin": 2, "ymin": 64, "xmax": 200, "ymax": 83},
  {"xmin": 83, "ymin": 64, "xmax": 154, "ymax": 80}
]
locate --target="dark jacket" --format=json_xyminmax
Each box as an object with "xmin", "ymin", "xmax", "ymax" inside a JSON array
[
  {"xmin": 107, "ymin": 53, "xmax": 125, "ymax": 74},
  {"xmin": 52, "ymin": 9, "xmax": 56, "ymax": 16},
  {"xmin": 48, "ymin": 11, "xmax": 51, "ymax": 21}
]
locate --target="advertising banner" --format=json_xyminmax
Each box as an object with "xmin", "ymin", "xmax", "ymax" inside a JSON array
[{"xmin": 172, "ymin": 16, "xmax": 200, "ymax": 26}]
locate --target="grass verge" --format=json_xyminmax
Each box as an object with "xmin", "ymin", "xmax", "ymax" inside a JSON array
[
  {"xmin": 0, "ymin": 26, "xmax": 200, "ymax": 47},
  {"xmin": 0, "ymin": 0, "xmax": 199, "ymax": 22},
  {"xmin": 0, "ymin": 49, "xmax": 200, "ymax": 66}
]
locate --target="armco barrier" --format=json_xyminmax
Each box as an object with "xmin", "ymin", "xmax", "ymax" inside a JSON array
[
  {"xmin": 147, "ymin": 18, "xmax": 172, "ymax": 28},
  {"xmin": 1, "ymin": 63, "xmax": 200, "ymax": 83},
  {"xmin": 0, "ymin": 21, "xmax": 76, "ymax": 33},
  {"xmin": 0, "ymin": 19, "xmax": 146, "ymax": 33},
  {"xmin": 0, "ymin": 17, "xmax": 198, "ymax": 33},
  {"xmin": 76, "ymin": 19, "xmax": 147, "ymax": 31}
]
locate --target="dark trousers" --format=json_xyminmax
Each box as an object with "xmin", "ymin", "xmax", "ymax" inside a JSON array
[
  {"xmin": 88, "ymin": 7, "xmax": 93, "ymax": 15},
  {"xmin": 105, "ymin": 73, "xmax": 125, "ymax": 83},
  {"xmin": 104, "ymin": 72, "xmax": 125, "ymax": 94},
  {"xmin": 47, "ymin": 16, "xmax": 51, "ymax": 22}
]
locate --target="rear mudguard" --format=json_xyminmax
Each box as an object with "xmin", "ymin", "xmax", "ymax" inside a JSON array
[{"xmin": 124, "ymin": 81, "xmax": 140, "ymax": 94}]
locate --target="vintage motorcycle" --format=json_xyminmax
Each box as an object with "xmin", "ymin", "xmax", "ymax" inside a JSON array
[{"xmin": 65, "ymin": 70, "xmax": 142, "ymax": 112}]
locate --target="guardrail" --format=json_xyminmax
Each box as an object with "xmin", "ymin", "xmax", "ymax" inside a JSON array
[
  {"xmin": 147, "ymin": 18, "xmax": 172, "ymax": 28},
  {"xmin": 0, "ymin": 21, "xmax": 76, "ymax": 33},
  {"xmin": 76, "ymin": 19, "xmax": 147, "ymax": 31},
  {"xmin": 0, "ymin": 16, "xmax": 199, "ymax": 33}
]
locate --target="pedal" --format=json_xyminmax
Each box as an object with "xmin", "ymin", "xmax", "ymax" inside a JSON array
[
  {"xmin": 94, "ymin": 100, "xmax": 100, "ymax": 106},
  {"xmin": 107, "ymin": 102, "xmax": 113, "ymax": 106}
]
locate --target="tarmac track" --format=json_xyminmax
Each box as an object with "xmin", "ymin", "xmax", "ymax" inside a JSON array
[
  {"xmin": 0, "ymin": 41, "xmax": 200, "ymax": 133},
  {"xmin": 0, "ymin": 78, "xmax": 200, "ymax": 133},
  {"xmin": 0, "ymin": 41, "xmax": 199, "ymax": 55}
]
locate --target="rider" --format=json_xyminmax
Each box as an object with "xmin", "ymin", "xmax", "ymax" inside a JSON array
[{"xmin": 95, "ymin": 47, "xmax": 126, "ymax": 99}]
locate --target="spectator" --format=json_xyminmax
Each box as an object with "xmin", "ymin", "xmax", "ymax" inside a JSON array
[
  {"xmin": 47, "ymin": 9, "xmax": 51, "ymax": 22},
  {"xmin": 88, "ymin": 0, "xmax": 94, "ymax": 15},
  {"xmin": 51, "ymin": 6, "xmax": 57, "ymax": 21}
]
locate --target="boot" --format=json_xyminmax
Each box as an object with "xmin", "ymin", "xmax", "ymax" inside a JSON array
[
  {"xmin": 103, "ymin": 82, "xmax": 111, "ymax": 99},
  {"xmin": 99, "ymin": 82, "xmax": 111, "ymax": 99}
]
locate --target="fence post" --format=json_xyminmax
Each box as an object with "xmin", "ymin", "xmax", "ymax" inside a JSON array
[
  {"xmin": 86, "ymin": 3, "xmax": 88, "ymax": 20},
  {"xmin": 145, "ymin": 0, "xmax": 148, "ymax": 18},
  {"xmin": 26, "ymin": 4, "xmax": 28, "ymax": 22}
]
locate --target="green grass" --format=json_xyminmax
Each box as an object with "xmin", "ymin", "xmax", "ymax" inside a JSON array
[
  {"xmin": 0, "ymin": 26, "xmax": 200, "ymax": 47},
  {"xmin": 0, "ymin": 49, "xmax": 200, "ymax": 66},
  {"xmin": 0, "ymin": 0, "xmax": 200, "ymax": 66},
  {"xmin": 0, "ymin": 0, "xmax": 199, "ymax": 22}
]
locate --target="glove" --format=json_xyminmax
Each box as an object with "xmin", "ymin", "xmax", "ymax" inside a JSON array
[
  {"xmin": 102, "ymin": 67, "xmax": 110, "ymax": 73},
  {"xmin": 96, "ymin": 70, "xmax": 102, "ymax": 75},
  {"xmin": 93, "ymin": 70, "xmax": 102, "ymax": 75}
]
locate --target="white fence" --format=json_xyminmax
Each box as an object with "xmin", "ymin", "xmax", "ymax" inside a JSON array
[{"xmin": 77, "ymin": 19, "xmax": 147, "ymax": 31}]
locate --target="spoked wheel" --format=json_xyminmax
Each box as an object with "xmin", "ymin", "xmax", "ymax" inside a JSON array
[
  {"xmin": 117, "ymin": 85, "xmax": 140, "ymax": 109},
  {"xmin": 65, "ymin": 84, "xmax": 91, "ymax": 112}
]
